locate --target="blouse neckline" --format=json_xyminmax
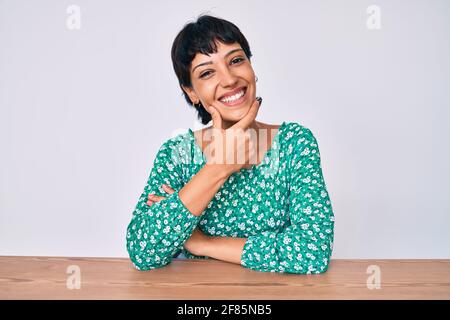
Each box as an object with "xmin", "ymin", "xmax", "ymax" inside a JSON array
[{"xmin": 188, "ymin": 121, "xmax": 287, "ymax": 173}]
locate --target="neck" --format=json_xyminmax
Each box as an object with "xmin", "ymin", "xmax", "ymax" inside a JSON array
[{"xmin": 221, "ymin": 119, "xmax": 262, "ymax": 131}]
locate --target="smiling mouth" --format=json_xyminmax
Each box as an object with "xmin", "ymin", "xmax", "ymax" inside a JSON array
[{"xmin": 218, "ymin": 87, "xmax": 248, "ymax": 107}]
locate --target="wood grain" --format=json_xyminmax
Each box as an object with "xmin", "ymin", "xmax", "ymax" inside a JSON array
[{"xmin": 0, "ymin": 257, "xmax": 449, "ymax": 299}]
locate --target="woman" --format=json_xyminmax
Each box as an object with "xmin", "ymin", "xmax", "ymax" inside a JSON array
[{"xmin": 125, "ymin": 14, "xmax": 335, "ymax": 274}]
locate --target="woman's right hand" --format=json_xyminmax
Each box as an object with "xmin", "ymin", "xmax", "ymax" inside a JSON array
[{"xmin": 204, "ymin": 97, "xmax": 262, "ymax": 176}]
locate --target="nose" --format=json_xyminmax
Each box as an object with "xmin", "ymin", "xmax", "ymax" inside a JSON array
[{"xmin": 218, "ymin": 65, "xmax": 239, "ymax": 88}]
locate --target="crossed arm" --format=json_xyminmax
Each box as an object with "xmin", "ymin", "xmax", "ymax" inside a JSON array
[{"xmin": 147, "ymin": 182, "xmax": 247, "ymax": 265}]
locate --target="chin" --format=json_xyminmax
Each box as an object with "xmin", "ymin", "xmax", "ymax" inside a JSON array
[{"xmin": 221, "ymin": 102, "xmax": 252, "ymax": 121}]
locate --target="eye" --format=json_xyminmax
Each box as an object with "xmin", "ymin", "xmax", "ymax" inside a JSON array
[
  {"xmin": 231, "ymin": 57, "xmax": 245, "ymax": 64},
  {"xmin": 200, "ymin": 70, "xmax": 212, "ymax": 78},
  {"xmin": 199, "ymin": 57, "xmax": 245, "ymax": 79}
]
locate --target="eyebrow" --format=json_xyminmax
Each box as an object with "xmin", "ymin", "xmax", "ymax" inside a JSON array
[{"xmin": 192, "ymin": 48, "xmax": 244, "ymax": 73}]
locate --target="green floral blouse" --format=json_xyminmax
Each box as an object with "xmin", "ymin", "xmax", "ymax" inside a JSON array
[{"xmin": 126, "ymin": 121, "xmax": 335, "ymax": 274}]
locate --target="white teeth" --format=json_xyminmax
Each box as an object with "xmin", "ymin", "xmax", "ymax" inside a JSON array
[{"xmin": 220, "ymin": 89, "xmax": 245, "ymax": 103}]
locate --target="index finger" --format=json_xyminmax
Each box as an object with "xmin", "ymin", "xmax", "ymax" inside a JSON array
[{"xmin": 208, "ymin": 103, "xmax": 223, "ymax": 130}]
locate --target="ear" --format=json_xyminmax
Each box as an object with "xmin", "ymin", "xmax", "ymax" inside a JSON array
[{"xmin": 181, "ymin": 85, "xmax": 199, "ymax": 104}]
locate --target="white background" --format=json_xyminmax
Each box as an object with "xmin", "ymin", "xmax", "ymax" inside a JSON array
[{"xmin": 1, "ymin": 0, "xmax": 449, "ymax": 258}]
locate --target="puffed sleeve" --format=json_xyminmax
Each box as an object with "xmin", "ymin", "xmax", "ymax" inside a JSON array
[
  {"xmin": 125, "ymin": 137, "xmax": 204, "ymax": 271},
  {"xmin": 240, "ymin": 125, "xmax": 335, "ymax": 274}
]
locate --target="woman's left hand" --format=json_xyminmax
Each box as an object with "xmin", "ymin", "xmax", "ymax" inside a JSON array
[
  {"xmin": 146, "ymin": 184, "xmax": 175, "ymax": 205},
  {"xmin": 146, "ymin": 184, "xmax": 211, "ymax": 257}
]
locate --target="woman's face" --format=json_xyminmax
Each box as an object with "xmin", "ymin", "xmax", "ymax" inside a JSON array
[{"xmin": 183, "ymin": 40, "xmax": 256, "ymax": 124}]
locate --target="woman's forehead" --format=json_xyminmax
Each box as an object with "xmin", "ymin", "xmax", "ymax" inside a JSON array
[{"xmin": 191, "ymin": 42, "xmax": 243, "ymax": 66}]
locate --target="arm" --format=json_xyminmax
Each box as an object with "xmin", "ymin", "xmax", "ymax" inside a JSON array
[
  {"xmin": 203, "ymin": 236, "xmax": 247, "ymax": 264},
  {"xmin": 129, "ymin": 98, "xmax": 262, "ymax": 267},
  {"xmin": 239, "ymin": 126, "xmax": 335, "ymax": 274},
  {"xmin": 125, "ymin": 138, "xmax": 231, "ymax": 271}
]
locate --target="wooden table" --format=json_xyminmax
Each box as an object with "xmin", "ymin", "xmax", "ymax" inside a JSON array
[{"xmin": 0, "ymin": 257, "xmax": 449, "ymax": 299}]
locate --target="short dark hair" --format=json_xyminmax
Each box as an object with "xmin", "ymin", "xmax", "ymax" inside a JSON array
[{"xmin": 171, "ymin": 14, "xmax": 253, "ymax": 125}]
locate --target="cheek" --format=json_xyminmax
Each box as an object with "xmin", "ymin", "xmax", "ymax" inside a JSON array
[
  {"xmin": 201, "ymin": 83, "xmax": 218, "ymax": 102},
  {"xmin": 241, "ymin": 64, "xmax": 255, "ymax": 79}
]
